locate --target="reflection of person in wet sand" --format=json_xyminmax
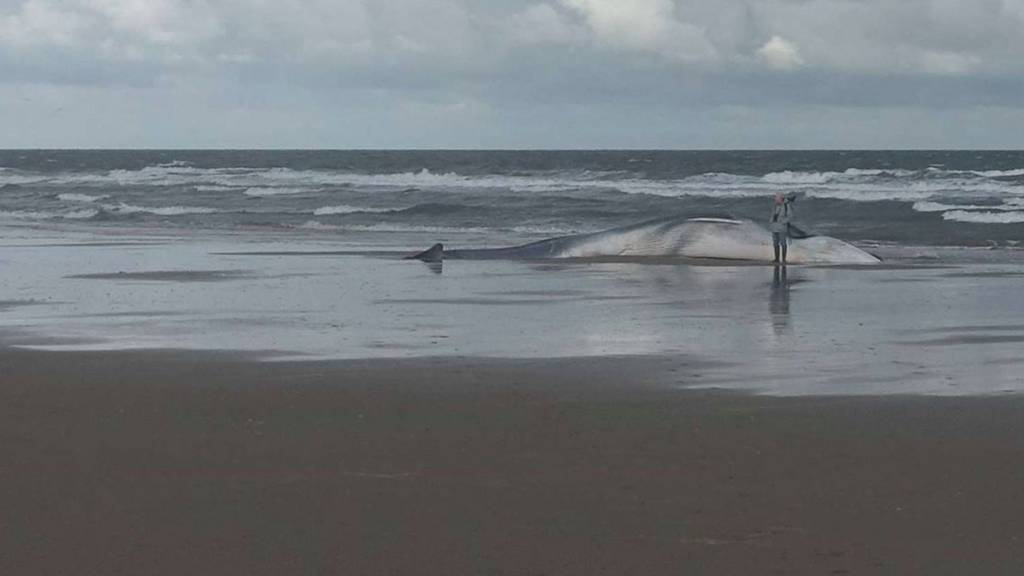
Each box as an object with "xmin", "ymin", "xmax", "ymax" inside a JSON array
[{"xmin": 770, "ymin": 265, "xmax": 790, "ymax": 332}]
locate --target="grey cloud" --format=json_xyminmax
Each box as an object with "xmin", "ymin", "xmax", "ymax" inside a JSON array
[
  {"xmin": 1, "ymin": 0, "xmax": 1024, "ymax": 147},
  {"xmin": 5, "ymin": 0, "xmax": 1021, "ymax": 79}
]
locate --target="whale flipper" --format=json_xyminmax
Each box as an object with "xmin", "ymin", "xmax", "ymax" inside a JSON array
[
  {"xmin": 788, "ymin": 223, "xmax": 813, "ymax": 239},
  {"xmin": 407, "ymin": 243, "xmax": 445, "ymax": 262}
]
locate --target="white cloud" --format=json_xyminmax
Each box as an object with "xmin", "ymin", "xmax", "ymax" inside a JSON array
[
  {"xmin": 756, "ymin": 35, "xmax": 803, "ymax": 70},
  {"xmin": 560, "ymin": 0, "xmax": 672, "ymax": 49},
  {"xmin": 365, "ymin": 0, "xmax": 479, "ymax": 59},
  {"xmin": 558, "ymin": 0, "xmax": 717, "ymax": 61},
  {"xmin": 508, "ymin": 4, "xmax": 581, "ymax": 46},
  {"xmin": 917, "ymin": 50, "xmax": 980, "ymax": 75},
  {"xmin": 751, "ymin": 0, "xmax": 1024, "ymax": 75},
  {"xmin": 0, "ymin": 0, "xmax": 87, "ymax": 47},
  {"xmin": 85, "ymin": 0, "xmax": 223, "ymax": 45},
  {"xmin": 222, "ymin": 0, "xmax": 372, "ymax": 61}
]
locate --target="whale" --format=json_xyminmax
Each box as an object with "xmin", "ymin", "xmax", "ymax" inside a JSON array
[{"xmin": 408, "ymin": 216, "xmax": 881, "ymax": 265}]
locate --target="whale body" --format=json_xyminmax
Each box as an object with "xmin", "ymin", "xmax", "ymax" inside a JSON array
[{"xmin": 409, "ymin": 216, "xmax": 881, "ymax": 265}]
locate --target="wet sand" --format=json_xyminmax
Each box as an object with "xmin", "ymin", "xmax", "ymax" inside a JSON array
[
  {"xmin": 1, "ymin": 229, "xmax": 1023, "ymax": 395},
  {"xmin": 3, "ymin": 348, "xmax": 1024, "ymax": 575},
  {"xmin": 66, "ymin": 270, "xmax": 254, "ymax": 282}
]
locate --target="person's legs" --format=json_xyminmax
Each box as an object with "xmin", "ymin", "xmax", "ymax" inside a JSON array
[
  {"xmin": 781, "ymin": 238, "xmax": 788, "ymax": 264},
  {"xmin": 772, "ymin": 233, "xmax": 781, "ymax": 263}
]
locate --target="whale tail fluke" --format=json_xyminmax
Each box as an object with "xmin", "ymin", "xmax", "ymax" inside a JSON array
[{"xmin": 407, "ymin": 243, "xmax": 445, "ymax": 262}]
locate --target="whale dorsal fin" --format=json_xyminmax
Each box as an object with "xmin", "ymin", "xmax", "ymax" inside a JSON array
[{"xmin": 407, "ymin": 243, "xmax": 445, "ymax": 262}]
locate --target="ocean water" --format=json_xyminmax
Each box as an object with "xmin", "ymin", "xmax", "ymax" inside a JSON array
[
  {"xmin": 3, "ymin": 150, "xmax": 1024, "ymax": 250},
  {"xmin": 3, "ymin": 150, "xmax": 1024, "ymax": 394}
]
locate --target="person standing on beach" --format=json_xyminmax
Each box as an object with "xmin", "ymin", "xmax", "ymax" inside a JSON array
[{"xmin": 770, "ymin": 193, "xmax": 793, "ymax": 264}]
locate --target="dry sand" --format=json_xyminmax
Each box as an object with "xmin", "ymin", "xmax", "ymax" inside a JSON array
[{"xmin": 3, "ymin": 348, "xmax": 1024, "ymax": 575}]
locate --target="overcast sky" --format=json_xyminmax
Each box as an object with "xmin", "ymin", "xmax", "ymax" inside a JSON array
[{"xmin": 2, "ymin": 0, "xmax": 1023, "ymax": 148}]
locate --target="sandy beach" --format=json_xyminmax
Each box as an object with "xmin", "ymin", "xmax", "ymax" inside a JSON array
[
  {"xmin": 1, "ymin": 201, "xmax": 1023, "ymax": 574},
  {"xmin": 2, "ymin": 348, "xmax": 1023, "ymax": 575}
]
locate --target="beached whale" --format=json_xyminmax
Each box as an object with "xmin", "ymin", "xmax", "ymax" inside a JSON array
[{"xmin": 408, "ymin": 216, "xmax": 881, "ymax": 264}]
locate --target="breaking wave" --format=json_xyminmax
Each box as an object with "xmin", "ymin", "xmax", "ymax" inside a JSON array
[
  {"xmin": 942, "ymin": 210, "xmax": 1024, "ymax": 224},
  {"xmin": 761, "ymin": 168, "xmax": 904, "ymax": 185},
  {"xmin": 244, "ymin": 186, "xmax": 314, "ymax": 197},
  {"xmin": 104, "ymin": 203, "xmax": 220, "ymax": 216},
  {"xmin": 0, "ymin": 209, "xmax": 99, "ymax": 220},
  {"xmin": 298, "ymin": 221, "xmax": 578, "ymax": 235},
  {"xmin": 299, "ymin": 221, "xmax": 491, "ymax": 234},
  {"xmin": 913, "ymin": 201, "xmax": 1020, "ymax": 213},
  {"xmin": 196, "ymin": 185, "xmax": 240, "ymax": 192},
  {"xmin": 312, "ymin": 205, "xmax": 394, "ymax": 216},
  {"xmin": 6, "ymin": 161, "xmax": 1022, "ymax": 204},
  {"xmin": 58, "ymin": 193, "xmax": 107, "ymax": 203},
  {"xmin": 5, "ymin": 152, "xmax": 1024, "ymax": 249}
]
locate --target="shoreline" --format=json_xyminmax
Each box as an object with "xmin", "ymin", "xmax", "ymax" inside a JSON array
[{"xmin": 3, "ymin": 347, "xmax": 1024, "ymax": 574}]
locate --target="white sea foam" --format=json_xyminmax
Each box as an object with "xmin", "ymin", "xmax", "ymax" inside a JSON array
[
  {"xmin": 105, "ymin": 203, "xmax": 219, "ymax": 216},
  {"xmin": 942, "ymin": 210, "xmax": 1024, "ymax": 224},
  {"xmin": 14, "ymin": 163, "xmax": 1024, "ymax": 208},
  {"xmin": 299, "ymin": 220, "xmax": 585, "ymax": 236},
  {"xmin": 763, "ymin": 171, "xmax": 835, "ymax": 184},
  {"xmin": 967, "ymin": 169, "xmax": 1024, "ymax": 178},
  {"xmin": 0, "ymin": 173, "xmax": 44, "ymax": 186},
  {"xmin": 58, "ymin": 193, "xmax": 107, "ymax": 203},
  {"xmin": 913, "ymin": 201, "xmax": 959, "ymax": 213},
  {"xmin": 298, "ymin": 220, "xmax": 341, "ymax": 231},
  {"xmin": 243, "ymin": 186, "xmax": 314, "ymax": 197},
  {"xmin": 38, "ymin": 166, "xmax": 617, "ymax": 194},
  {"xmin": 0, "ymin": 209, "xmax": 98, "ymax": 220},
  {"xmin": 506, "ymin": 225, "xmax": 584, "ymax": 235},
  {"xmin": 913, "ymin": 201, "xmax": 1022, "ymax": 213},
  {"xmin": 761, "ymin": 168, "xmax": 905, "ymax": 185},
  {"xmin": 299, "ymin": 220, "xmax": 573, "ymax": 235},
  {"xmin": 196, "ymin": 185, "xmax": 240, "ymax": 192},
  {"xmin": 309, "ymin": 222, "xmax": 492, "ymax": 234},
  {"xmin": 843, "ymin": 168, "xmax": 896, "ymax": 177},
  {"xmin": 313, "ymin": 205, "xmax": 393, "ymax": 215},
  {"xmin": 44, "ymin": 165, "xmax": 266, "ymax": 188},
  {"xmin": 20, "ymin": 161, "xmax": 1021, "ymax": 188}
]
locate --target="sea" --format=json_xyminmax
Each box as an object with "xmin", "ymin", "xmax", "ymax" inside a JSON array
[
  {"xmin": 2, "ymin": 149, "xmax": 1024, "ymax": 250},
  {"xmin": 3, "ymin": 150, "xmax": 1024, "ymax": 394}
]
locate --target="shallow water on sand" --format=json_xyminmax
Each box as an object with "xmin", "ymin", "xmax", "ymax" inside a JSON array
[{"xmin": 1, "ymin": 224, "xmax": 1023, "ymax": 395}]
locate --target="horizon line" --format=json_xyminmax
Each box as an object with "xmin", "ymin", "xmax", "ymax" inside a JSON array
[{"xmin": 2, "ymin": 147, "xmax": 1023, "ymax": 152}]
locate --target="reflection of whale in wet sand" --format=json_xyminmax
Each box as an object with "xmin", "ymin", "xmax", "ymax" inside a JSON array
[{"xmin": 409, "ymin": 216, "xmax": 881, "ymax": 265}]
